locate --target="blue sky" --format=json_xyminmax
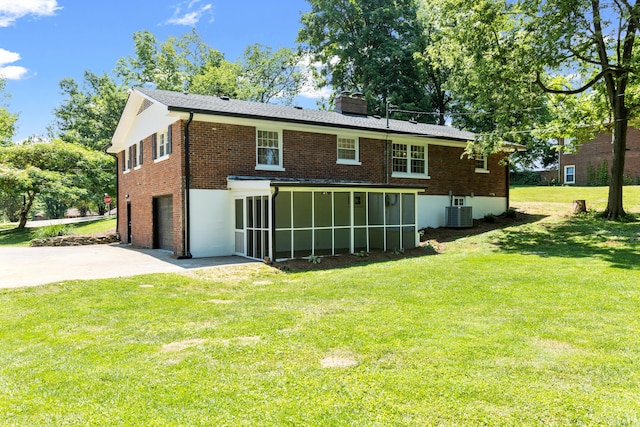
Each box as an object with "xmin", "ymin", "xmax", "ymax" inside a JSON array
[{"xmin": 1, "ymin": 0, "xmax": 313, "ymax": 141}]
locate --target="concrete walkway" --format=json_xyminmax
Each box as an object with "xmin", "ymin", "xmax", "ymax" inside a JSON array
[{"xmin": 0, "ymin": 245, "xmax": 258, "ymax": 289}]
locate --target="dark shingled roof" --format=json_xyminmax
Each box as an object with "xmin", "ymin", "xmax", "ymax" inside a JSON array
[{"xmin": 135, "ymin": 87, "xmax": 477, "ymax": 143}]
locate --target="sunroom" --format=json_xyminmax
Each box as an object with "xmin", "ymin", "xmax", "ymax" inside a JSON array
[{"xmin": 229, "ymin": 178, "xmax": 422, "ymax": 261}]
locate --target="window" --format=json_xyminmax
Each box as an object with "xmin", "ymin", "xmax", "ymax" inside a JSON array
[
  {"xmin": 257, "ymin": 129, "xmax": 283, "ymax": 170},
  {"xmin": 337, "ymin": 136, "xmax": 360, "ymax": 164},
  {"xmin": 453, "ymin": 197, "xmax": 465, "ymax": 206},
  {"xmin": 138, "ymin": 141, "xmax": 143, "ymax": 166},
  {"xmin": 392, "ymin": 142, "xmax": 428, "ymax": 177},
  {"xmin": 475, "ymin": 153, "xmax": 488, "ymax": 172},
  {"xmin": 123, "ymin": 149, "xmax": 130, "ymax": 172},
  {"xmin": 564, "ymin": 165, "xmax": 575, "ymax": 184},
  {"xmin": 129, "ymin": 144, "xmax": 137, "ymax": 169},
  {"xmin": 152, "ymin": 125, "xmax": 173, "ymax": 161}
]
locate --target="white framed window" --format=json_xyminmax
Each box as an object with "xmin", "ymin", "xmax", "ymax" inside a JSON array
[
  {"xmin": 153, "ymin": 125, "xmax": 173, "ymax": 161},
  {"xmin": 123, "ymin": 148, "xmax": 131, "ymax": 172},
  {"xmin": 564, "ymin": 165, "xmax": 575, "ymax": 184},
  {"xmin": 475, "ymin": 153, "xmax": 489, "ymax": 173},
  {"xmin": 137, "ymin": 140, "xmax": 143, "ymax": 167},
  {"xmin": 453, "ymin": 196, "xmax": 465, "ymax": 206},
  {"xmin": 337, "ymin": 136, "xmax": 360, "ymax": 165},
  {"xmin": 256, "ymin": 129, "xmax": 284, "ymax": 170},
  {"xmin": 391, "ymin": 141, "xmax": 429, "ymax": 178}
]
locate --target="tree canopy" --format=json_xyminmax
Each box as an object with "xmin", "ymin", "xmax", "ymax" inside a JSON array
[
  {"xmin": 0, "ymin": 78, "xmax": 18, "ymax": 146},
  {"xmin": 0, "ymin": 141, "xmax": 114, "ymax": 227}
]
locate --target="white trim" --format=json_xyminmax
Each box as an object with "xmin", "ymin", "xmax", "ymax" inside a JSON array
[
  {"xmin": 391, "ymin": 140, "xmax": 430, "ymax": 179},
  {"xmin": 256, "ymin": 128, "xmax": 283, "ymax": 170},
  {"xmin": 337, "ymin": 136, "xmax": 361, "ymax": 165},
  {"xmin": 564, "ymin": 165, "xmax": 576, "ymax": 184}
]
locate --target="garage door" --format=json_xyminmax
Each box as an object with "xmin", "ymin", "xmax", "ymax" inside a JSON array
[{"xmin": 154, "ymin": 195, "xmax": 173, "ymax": 251}]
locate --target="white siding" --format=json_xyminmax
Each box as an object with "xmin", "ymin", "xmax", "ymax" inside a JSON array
[
  {"xmin": 417, "ymin": 195, "xmax": 507, "ymax": 228},
  {"xmin": 189, "ymin": 189, "xmax": 234, "ymax": 257}
]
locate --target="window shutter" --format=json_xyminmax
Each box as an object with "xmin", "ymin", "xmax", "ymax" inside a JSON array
[
  {"xmin": 122, "ymin": 151, "xmax": 126, "ymax": 171},
  {"xmin": 152, "ymin": 134, "xmax": 157, "ymax": 160},
  {"xmin": 167, "ymin": 124, "xmax": 173, "ymax": 155},
  {"xmin": 127, "ymin": 146, "xmax": 133, "ymax": 170},
  {"xmin": 139, "ymin": 141, "xmax": 143, "ymax": 165}
]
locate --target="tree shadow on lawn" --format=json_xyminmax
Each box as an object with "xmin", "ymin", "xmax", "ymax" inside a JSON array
[{"xmin": 490, "ymin": 213, "xmax": 640, "ymax": 270}]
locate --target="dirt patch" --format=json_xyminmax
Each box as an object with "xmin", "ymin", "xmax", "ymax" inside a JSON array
[
  {"xmin": 320, "ymin": 350, "xmax": 358, "ymax": 368},
  {"xmin": 161, "ymin": 338, "xmax": 207, "ymax": 353},
  {"xmin": 274, "ymin": 210, "xmax": 537, "ymax": 272}
]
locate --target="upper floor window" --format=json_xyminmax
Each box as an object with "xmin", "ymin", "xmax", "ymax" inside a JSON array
[
  {"xmin": 564, "ymin": 165, "xmax": 575, "ymax": 184},
  {"xmin": 475, "ymin": 153, "xmax": 488, "ymax": 173},
  {"xmin": 153, "ymin": 125, "xmax": 173, "ymax": 161},
  {"xmin": 392, "ymin": 142, "xmax": 428, "ymax": 178},
  {"xmin": 256, "ymin": 129, "xmax": 283, "ymax": 170},
  {"xmin": 337, "ymin": 136, "xmax": 360, "ymax": 164}
]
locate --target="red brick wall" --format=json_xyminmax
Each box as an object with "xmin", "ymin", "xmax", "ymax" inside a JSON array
[
  {"xmin": 560, "ymin": 127, "xmax": 640, "ymax": 185},
  {"xmin": 187, "ymin": 120, "xmax": 507, "ymax": 196},
  {"xmin": 117, "ymin": 122, "xmax": 185, "ymax": 254}
]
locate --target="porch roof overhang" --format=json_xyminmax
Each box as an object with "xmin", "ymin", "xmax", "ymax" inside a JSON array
[{"xmin": 227, "ymin": 176, "xmax": 426, "ymax": 191}]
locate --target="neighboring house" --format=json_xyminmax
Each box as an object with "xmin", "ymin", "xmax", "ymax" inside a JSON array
[
  {"xmin": 107, "ymin": 88, "xmax": 522, "ymax": 260},
  {"xmin": 559, "ymin": 128, "xmax": 640, "ymax": 185}
]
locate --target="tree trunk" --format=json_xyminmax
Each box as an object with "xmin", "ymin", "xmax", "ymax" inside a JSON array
[
  {"xmin": 17, "ymin": 193, "xmax": 35, "ymax": 229},
  {"xmin": 603, "ymin": 105, "xmax": 627, "ymax": 220}
]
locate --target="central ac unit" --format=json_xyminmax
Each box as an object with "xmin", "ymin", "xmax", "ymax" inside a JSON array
[{"xmin": 445, "ymin": 206, "xmax": 473, "ymax": 228}]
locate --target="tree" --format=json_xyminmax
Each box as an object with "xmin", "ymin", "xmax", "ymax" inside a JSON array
[
  {"xmin": 53, "ymin": 71, "xmax": 128, "ymax": 151},
  {"xmin": 237, "ymin": 44, "xmax": 305, "ymax": 105},
  {"xmin": 0, "ymin": 141, "xmax": 114, "ymax": 228},
  {"xmin": 527, "ymin": 0, "xmax": 640, "ymax": 220},
  {"xmin": 0, "ymin": 78, "xmax": 18, "ymax": 146},
  {"xmin": 298, "ymin": 0, "xmax": 435, "ymax": 118},
  {"xmin": 425, "ymin": 0, "xmax": 640, "ymax": 219}
]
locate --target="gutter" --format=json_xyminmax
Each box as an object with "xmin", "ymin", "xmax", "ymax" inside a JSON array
[{"xmin": 178, "ymin": 112, "xmax": 194, "ymax": 259}]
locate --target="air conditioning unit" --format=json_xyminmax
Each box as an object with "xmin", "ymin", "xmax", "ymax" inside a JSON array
[{"xmin": 445, "ymin": 206, "xmax": 473, "ymax": 228}]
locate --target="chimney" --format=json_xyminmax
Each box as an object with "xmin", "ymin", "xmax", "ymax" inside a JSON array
[{"xmin": 336, "ymin": 91, "xmax": 368, "ymax": 116}]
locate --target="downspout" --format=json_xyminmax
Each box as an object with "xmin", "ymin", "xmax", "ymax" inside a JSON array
[
  {"xmin": 270, "ymin": 186, "xmax": 279, "ymax": 263},
  {"xmin": 506, "ymin": 158, "xmax": 511, "ymax": 212},
  {"xmin": 178, "ymin": 112, "xmax": 194, "ymax": 259}
]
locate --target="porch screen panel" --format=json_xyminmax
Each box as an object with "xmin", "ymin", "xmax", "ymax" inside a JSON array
[
  {"xmin": 368, "ymin": 193, "xmax": 384, "ymax": 225},
  {"xmin": 314, "ymin": 229, "xmax": 332, "ymax": 255},
  {"xmin": 402, "ymin": 194, "xmax": 415, "ymax": 224},
  {"xmin": 293, "ymin": 192, "xmax": 312, "ymax": 228},
  {"xmin": 275, "ymin": 230, "xmax": 292, "ymax": 259},
  {"xmin": 369, "ymin": 228, "xmax": 384, "ymax": 250},
  {"xmin": 275, "ymin": 191, "xmax": 291, "ymax": 228},
  {"xmin": 386, "ymin": 227, "xmax": 401, "ymax": 250},
  {"xmin": 385, "ymin": 193, "xmax": 401, "ymax": 225},
  {"xmin": 403, "ymin": 227, "xmax": 416, "ymax": 249},
  {"xmin": 294, "ymin": 230, "xmax": 312, "ymax": 258},
  {"xmin": 314, "ymin": 193, "xmax": 332, "ymax": 227},
  {"xmin": 354, "ymin": 228, "xmax": 367, "ymax": 252},
  {"xmin": 354, "ymin": 192, "xmax": 367, "ymax": 226},
  {"xmin": 334, "ymin": 228, "xmax": 351, "ymax": 254},
  {"xmin": 334, "ymin": 193, "xmax": 350, "ymax": 226}
]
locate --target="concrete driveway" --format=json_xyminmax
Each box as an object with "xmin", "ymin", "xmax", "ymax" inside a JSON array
[{"xmin": 0, "ymin": 245, "xmax": 258, "ymax": 289}]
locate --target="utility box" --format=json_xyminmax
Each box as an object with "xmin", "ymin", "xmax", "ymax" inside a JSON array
[{"xmin": 445, "ymin": 206, "xmax": 473, "ymax": 228}]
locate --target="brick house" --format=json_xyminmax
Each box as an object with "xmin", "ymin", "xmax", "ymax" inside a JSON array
[
  {"xmin": 559, "ymin": 128, "xmax": 640, "ymax": 185},
  {"xmin": 107, "ymin": 87, "xmax": 522, "ymax": 260}
]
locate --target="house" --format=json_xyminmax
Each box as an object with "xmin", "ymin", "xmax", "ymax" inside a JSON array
[
  {"xmin": 107, "ymin": 88, "xmax": 522, "ymax": 260},
  {"xmin": 559, "ymin": 128, "xmax": 640, "ymax": 185}
]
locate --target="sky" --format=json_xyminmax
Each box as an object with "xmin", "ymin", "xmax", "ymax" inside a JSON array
[{"xmin": 1, "ymin": 0, "xmax": 314, "ymax": 142}]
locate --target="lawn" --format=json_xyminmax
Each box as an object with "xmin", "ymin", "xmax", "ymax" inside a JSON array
[
  {"xmin": 511, "ymin": 185, "xmax": 640, "ymax": 212},
  {"xmin": 1, "ymin": 197, "xmax": 639, "ymax": 425},
  {"xmin": 0, "ymin": 218, "xmax": 116, "ymax": 247}
]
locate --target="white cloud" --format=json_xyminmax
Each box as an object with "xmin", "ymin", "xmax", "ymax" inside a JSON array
[
  {"xmin": 0, "ymin": 48, "xmax": 28, "ymax": 80},
  {"xmin": 166, "ymin": 0, "xmax": 213, "ymax": 26},
  {"xmin": 0, "ymin": 0, "xmax": 60, "ymax": 27},
  {"xmin": 296, "ymin": 53, "xmax": 335, "ymax": 99}
]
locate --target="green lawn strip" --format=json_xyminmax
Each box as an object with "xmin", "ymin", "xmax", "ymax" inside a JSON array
[
  {"xmin": 510, "ymin": 185, "xmax": 640, "ymax": 212},
  {"xmin": 0, "ymin": 218, "xmax": 116, "ymax": 247},
  {"xmin": 1, "ymin": 215, "xmax": 639, "ymax": 425}
]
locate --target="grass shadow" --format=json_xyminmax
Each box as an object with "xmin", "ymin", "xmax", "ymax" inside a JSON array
[{"xmin": 490, "ymin": 213, "xmax": 640, "ymax": 269}]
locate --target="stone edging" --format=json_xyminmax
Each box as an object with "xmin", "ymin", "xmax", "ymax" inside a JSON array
[{"xmin": 31, "ymin": 232, "xmax": 121, "ymax": 247}]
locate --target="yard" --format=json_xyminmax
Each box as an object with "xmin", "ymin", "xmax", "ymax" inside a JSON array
[{"xmin": 0, "ymin": 187, "xmax": 639, "ymax": 425}]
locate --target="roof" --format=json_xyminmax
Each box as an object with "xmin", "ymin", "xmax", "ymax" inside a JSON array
[{"xmin": 135, "ymin": 87, "xmax": 477, "ymax": 143}]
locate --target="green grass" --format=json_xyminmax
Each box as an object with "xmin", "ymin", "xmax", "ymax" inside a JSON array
[
  {"xmin": 511, "ymin": 185, "xmax": 640, "ymax": 212},
  {"xmin": 0, "ymin": 218, "xmax": 116, "ymax": 247},
  {"xmin": 1, "ymin": 209, "xmax": 639, "ymax": 425}
]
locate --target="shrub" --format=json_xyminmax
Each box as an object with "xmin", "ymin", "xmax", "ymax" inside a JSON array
[
  {"xmin": 33, "ymin": 224, "xmax": 75, "ymax": 239},
  {"xmin": 505, "ymin": 207, "xmax": 517, "ymax": 219},
  {"xmin": 484, "ymin": 214, "xmax": 497, "ymax": 223}
]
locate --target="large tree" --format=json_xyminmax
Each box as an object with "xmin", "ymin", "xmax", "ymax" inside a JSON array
[
  {"xmin": 0, "ymin": 141, "xmax": 114, "ymax": 228},
  {"xmin": 426, "ymin": 0, "xmax": 640, "ymax": 219},
  {"xmin": 53, "ymin": 71, "xmax": 128, "ymax": 151},
  {"xmin": 298, "ymin": 0, "xmax": 435, "ymax": 118}
]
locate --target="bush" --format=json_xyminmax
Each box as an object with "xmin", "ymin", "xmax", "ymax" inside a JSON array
[
  {"xmin": 33, "ymin": 224, "xmax": 75, "ymax": 239},
  {"xmin": 483, "ymin": 214, "xmax": 497, "ymax": 223},
  {"xmin": 510, "ymin": 171, "xmax": 542, "ymax": 186},
  {"xmin": 505, "ymin": 207, "xmax": 518, "ymax": 219}
]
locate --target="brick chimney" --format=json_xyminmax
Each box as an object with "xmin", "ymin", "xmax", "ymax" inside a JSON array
[{"xmin": 335, "ymin": 91, "xmax": 368, "ymax": 116}]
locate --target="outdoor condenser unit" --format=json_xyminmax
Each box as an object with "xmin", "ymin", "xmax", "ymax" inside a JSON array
[{"xmin": 445, "ymin": 206, "xmax": 473, "ymax": 228}]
